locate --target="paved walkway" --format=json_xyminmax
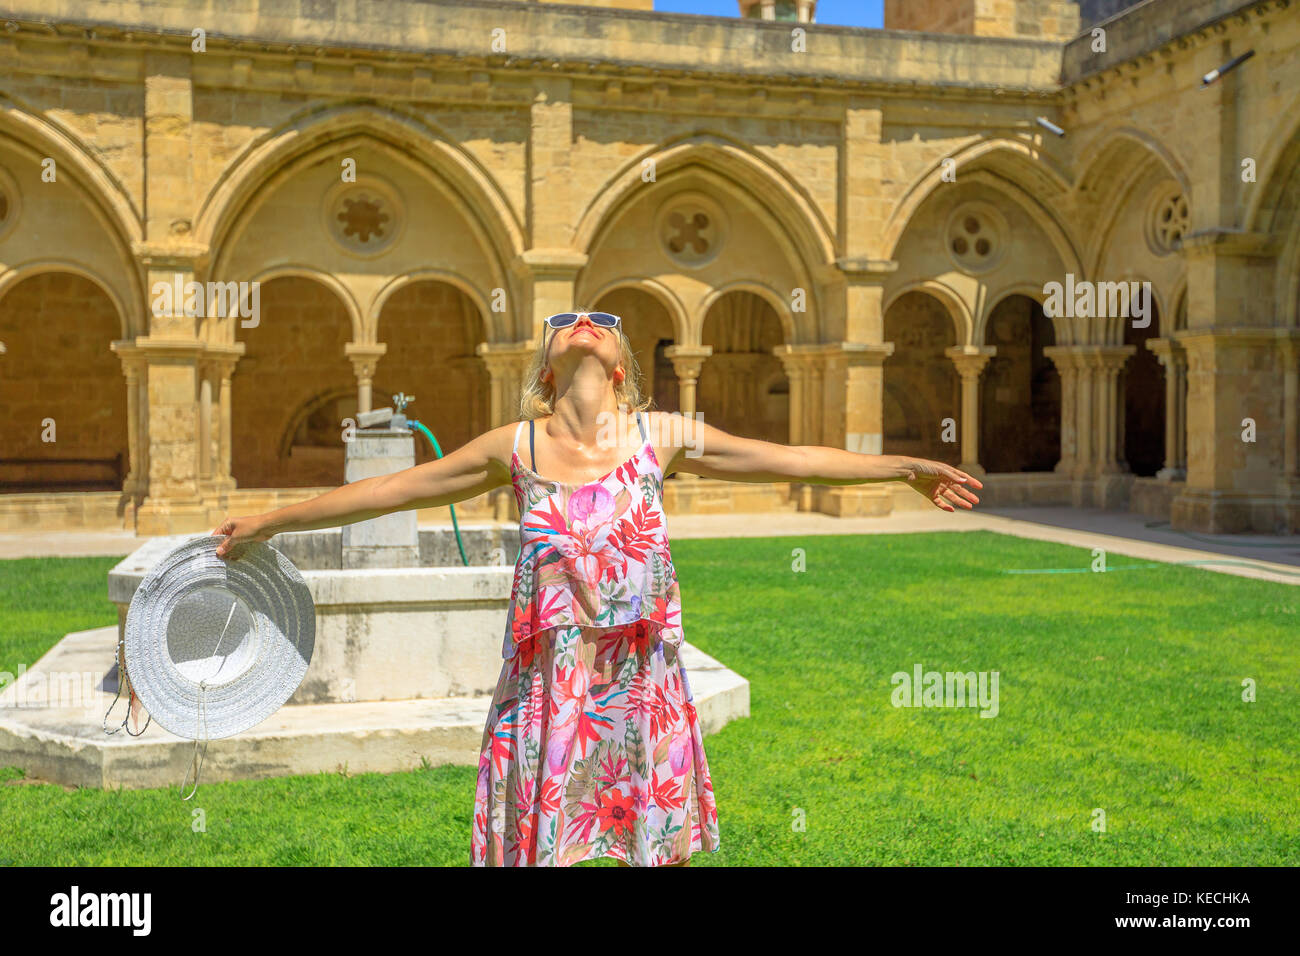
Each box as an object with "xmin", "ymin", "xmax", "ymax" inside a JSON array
[{"xmin": 2, "ymin": 506, "xmax": 1297, "ymax": 586}]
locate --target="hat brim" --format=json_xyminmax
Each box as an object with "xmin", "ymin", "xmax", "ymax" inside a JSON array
[{"xmin": 124, "ymin": 536, "xmax": 315, "ymax": 740}]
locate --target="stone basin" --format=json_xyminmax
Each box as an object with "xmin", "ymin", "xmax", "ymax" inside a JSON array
[{"xmin": 0, "ymin": 523, "xmax": 751, "ymax": 789}]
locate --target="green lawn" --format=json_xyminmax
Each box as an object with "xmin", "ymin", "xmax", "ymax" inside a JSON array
[{"xmin": 1, "ymin": 532, "xmax": 1296, "ymax": 866}]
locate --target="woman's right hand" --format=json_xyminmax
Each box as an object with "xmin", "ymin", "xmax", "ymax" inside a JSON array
[{"xmin": 211, "ymin": 515, "xmax": 273, "ymax": 559}]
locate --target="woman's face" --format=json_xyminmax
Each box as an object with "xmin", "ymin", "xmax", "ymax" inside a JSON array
[{"xmin": 544, "ymin": 313, "xmax": 622, "ymax": 382}]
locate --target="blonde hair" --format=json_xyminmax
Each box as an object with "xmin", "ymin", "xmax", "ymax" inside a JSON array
[{"xmin": 518, "ymin": 308, "xmax": 651, "ymax": 420}]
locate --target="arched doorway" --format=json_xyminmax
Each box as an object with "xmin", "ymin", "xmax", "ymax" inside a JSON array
[
  {"xmin": 699, "ymin": 291, "xmax": 788, "ymax": 445},
  {"xmin": 883, "ymin": 291, "xmax": 960, "ymax": 464},
  {"xmin": 591, "ymin": 287, "xmax": 678, "ymax": 414},
  {"xmin": 980, "ymin": 294, "xmax": 1060, "ymax": 472},
  {"xmin": 1123, "ymin": 300, "xmax": 1165, "ymax": 477},
  {"xmin": 375, "ymin": 280, "xmax": 488, "ymax": 462},
  {"xmin": 232, "ymin": 276, "xmax": 355, "ymax": 488},
  {"xmin": 0, "ymin": 273, "xmax": 127, "ymax": 491}
]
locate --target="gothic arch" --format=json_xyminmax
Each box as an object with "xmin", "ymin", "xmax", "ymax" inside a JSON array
[
  {"xmin": 0, "ymin": 100, "xmax": 145, "ymax": 328},
  {"xmin": 574, "ymin": 133, "xmax": 835, "ymax": 291},
  {"xmin": 195, "ymin": 102, "xmax": 524, "ymax": 325},
  {"xmin": 883, "ymin": 136, "xmax": 1074, "ymax": 260},
  {"xmin": 1074, "ymin": 125, "xmax": 1191, "ymax": 198},
  {"xmin": 0, "ymin": 95, "xmax": 143, "ymax": 243}
]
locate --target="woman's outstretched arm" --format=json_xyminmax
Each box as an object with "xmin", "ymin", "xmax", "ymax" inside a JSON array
[
  {"xmin": 210, "ymin": 423, "xmax": 515, "ymax": 557},
  {"xmin": 652, "ymin": 412, "xmax": 982, "ymax": 512}
]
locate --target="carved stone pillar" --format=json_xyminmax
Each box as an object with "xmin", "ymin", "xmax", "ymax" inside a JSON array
[
  {"xmin": 110, "ymin": 341, "xmax": 149, "ymax": 499},
  {"xmin": 200, "ymin": 346, "xmax": 242, "ymax": 495},
  {"xmin": 1094, "ymin": 347, "xmax": 1134, "ymax": 475},
  {"xmin": 1280, "ymin": 335, "xmax": 1300, "ymax": 484},
  {"xmin": 128, "ymin": 335, "xmax": 207, "ymax": 534},
  {"xmin": 775, "ymin": 348, "xmax": 812, "ymax": 446},
  {"xmin": 1043, "ymin": 346, "xmax": 1078, "ymax": 477},
  {"xmin": 1148, "ymin": 338, "xmax": 1188, "ymax": 481},
  {"xmin": 476, "ymin": 342, "xmax": 535, "ymax": 427},
  {"xmin": 345, "ymin": 343, "xmax": 387, "ymax": 415},
  {"xmin": 945, "ymin": 346, "xmax": 996, "ymax": 475},
  {"xmin": 663, "ymin": 345, "xmax": 711, "ymax": 419}
]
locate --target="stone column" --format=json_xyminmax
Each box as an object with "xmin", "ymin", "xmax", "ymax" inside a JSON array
[
  {"xmin": 945, "ymin": 346, "xmax": 996, "ymax": 475},
  {"xmin": 1282, "ymin": 333, "xmax": 1300, "ymax": 533},
  {"xmin": 1281, "ymin": 334, "xmax": 1300, "ymax": 483},
  {"xmin": 110, "ymin": 341, "xmax": 149, "ymax": 499},
  {"xmin": 1092, "ymin": 346, "xmax": 1134, "ymax": 475},
  {"xmin": 1171, "ymin": 231, "xmax": 1281, "ymax": 532},
  {"xmin": 131, "ymin": 335, "xmax": 206, "ymax": 534},
  {"xmin": 476, "ymin": 342, "xmax": 535, "ymax": 427},
  {"xmin": 345, "ymin": 343, "xmax": 387, "ymax": 415},
  {"xmin": 663, "ymin": 345, "xmax": 712, "ymax": 419},
  {"xmin": 213, "ymin": 350, "xmax": 240, "ymax": 492},
  {"xmin": 1043, "ymin": 346, "xmax": 1078, "ymax": 477},
  {"xmin": 775, "ymin": 348, "xmax": 812, "ymax": 446},
  {"xmin": 1148, "ymin": 338, "xmax": 1188, "ymax": 480}
]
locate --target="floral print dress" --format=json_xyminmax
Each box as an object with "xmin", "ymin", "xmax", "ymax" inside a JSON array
[{"xmin": 471, "ymin": 413, "xmax": 721, "ymax": 867}]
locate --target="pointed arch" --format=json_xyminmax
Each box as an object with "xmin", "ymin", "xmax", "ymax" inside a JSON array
[
  {"xmin": 0, "ymin": 97, "xmax": 145, "ymax": 328},
  {"xmin": 194, "ymin": 101, "xmax": 524, "ymax": 319},
  {"xmin": 883, "ymin": 136, "xmax": 1073, "ymax": 260},
  {"xmin": 1073, "ymin": 125, "xmax": 1191, "ymax": 198},
  {"xmin": 574, "ymin": 132, "xmax": 836, "ymax": 278}
]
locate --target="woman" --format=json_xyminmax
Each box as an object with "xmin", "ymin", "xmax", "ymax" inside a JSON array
[{"xmin": 212, "ymin": 309, "xmax": 982, "ymax": 867}]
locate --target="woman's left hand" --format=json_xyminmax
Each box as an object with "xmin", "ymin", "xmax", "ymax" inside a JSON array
[{"xmin": 900, "ymin": 458, "xmax": 983, "ymax": 512}]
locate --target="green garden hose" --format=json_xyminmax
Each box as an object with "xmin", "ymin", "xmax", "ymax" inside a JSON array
[{"xmin": 407, "ymin": 419, "xmax": 470, "ymax": 567}]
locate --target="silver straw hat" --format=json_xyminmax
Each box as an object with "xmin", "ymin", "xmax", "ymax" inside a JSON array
[{"xmin": 123, "ymin": 535, "xmax": 315, "ymax": 743}]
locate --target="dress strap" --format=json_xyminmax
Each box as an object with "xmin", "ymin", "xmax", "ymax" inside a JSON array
[
  {"xmin": 512, "ymin": 421, "xmax": 524, "ymax": 457},
  {"xmin": 635, "ymin": 410, "xmax": 647, "ymax": 444},
  {"xmin": 529, "ymin": 419, "xmax": 536, "ymax": 470}
]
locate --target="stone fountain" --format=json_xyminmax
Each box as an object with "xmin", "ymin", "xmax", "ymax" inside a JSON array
[{"xmin": 0, "ymin": 404, "xmax": 750, "ymax": 789}]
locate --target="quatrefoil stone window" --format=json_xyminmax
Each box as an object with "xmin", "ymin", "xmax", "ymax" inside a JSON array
[
  {"xmin": 1150, "ymin": 190, "xmax": 1190, "ymax": 255},
  {"xmin": 656, "ymin": 193, "xmax": 728, "ymax": 269},
  {"xmin": 323, "ymin": 177, "xmax": 404, "ymax": 257}
]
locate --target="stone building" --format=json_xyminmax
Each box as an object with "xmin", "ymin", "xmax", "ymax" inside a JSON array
[{"xmin": 0, "ymin": 0, "xmax": 1295, "ymax": 535}]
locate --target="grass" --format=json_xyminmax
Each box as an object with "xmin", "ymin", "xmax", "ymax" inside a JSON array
[{"xmin": 1, "ymin": 531, "xmax": 1297, "ymax": 866}]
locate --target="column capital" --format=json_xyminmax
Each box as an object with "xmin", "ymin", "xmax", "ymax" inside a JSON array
[
  {"xmin": 663, "ymin": 344, "xmax": 712, "ymax": 381},
  {"xmin": 115, "ymin": 335, "xmax": 206, "ymax": 363},
  {"xmin": 834, "ymin": 257, "xmax": 898, "ymax": 281},
  {"xmin": 513, "ymin": 249, "xmax": 589, "ymax": 281},
  {"xmin": 944, "ymin": 346, "xmax": 996, "ymax": 379},
  {"xmin": 345, "ymin": 342, "xmax": 387, "ymax": 379},
  {"xmin": 131, "ymin": 239, "xmax": 211, "ymax": 271},
  {"xmin": 1178, "ymin": 229, "xmax": 1279, "ymax": 260},
  {"xmin": 197, "ymin": 342, "xmax": 245, "ymax": 375},
  {"xmin": 475, "ymin": 340, "xmax": 535, "ymax": 367}
]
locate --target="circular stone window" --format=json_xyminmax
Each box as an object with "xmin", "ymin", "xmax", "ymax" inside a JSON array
[
  {"xmin": 944, "ymin": 201, "xmax": 1007, "ymax": 275},
  {"xmin": 322, "ymin": 176, "xmax": 405, "ymax": 257},
  {"xmin": 1147, "ymin": 185, "xmax": 1190, "ymax": 256},
  {"xmin": 655, "ymin": 191, "xmax": 728, "ymax": 269},
  {"xmin": 0, "ymin": 163, "xmax": 19, "ymax": 242}
]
